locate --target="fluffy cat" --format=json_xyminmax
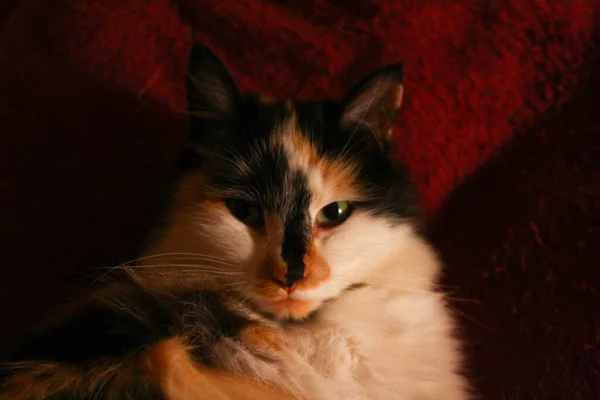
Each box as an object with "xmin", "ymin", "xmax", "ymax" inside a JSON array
[{"xmin": 0, "ymin": 44, "xmax": 468, "ymax": 400}]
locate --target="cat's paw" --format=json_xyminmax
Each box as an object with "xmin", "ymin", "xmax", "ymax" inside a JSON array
[{"xmin": 237, "ymin": 323, "xmax": 288, "ymax": 362}]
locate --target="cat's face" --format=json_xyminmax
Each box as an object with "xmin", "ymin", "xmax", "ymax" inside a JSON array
[{"xmin": 141, "ymin": 45, "xmax": 418, "ymax": 320}]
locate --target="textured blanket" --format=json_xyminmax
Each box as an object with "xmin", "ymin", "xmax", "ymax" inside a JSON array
[{"xmin": 0, "ymin": 1, "xmax": 598, "ymax": 398}]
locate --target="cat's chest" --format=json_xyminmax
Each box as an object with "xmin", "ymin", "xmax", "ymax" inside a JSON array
[
  {"xmin": 213, "ymin": 288, "xmax": 460, "ymax": 399},
  {"xmin": 282, "ymin": 289, "xmax": 405, "ymax": 378},
  {"xmin": 281, "ymin": 288, "xmax": 449, "ymax": 382},
  {"xmin": 284, "ymin": 322, "xmax": 363, "ymax": 379}
]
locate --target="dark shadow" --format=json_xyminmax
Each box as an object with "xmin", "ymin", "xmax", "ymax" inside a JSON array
[
  {"xmin": 428, "ymin": 47, "xmax": 600, "ymax": 399},
  {"xmin": 0, "ymin": 0, "xmax": 17, "ymax": 23},
  {"xmin": 0, "ymin": 52, "xmax": 187, "ymax": 357}
]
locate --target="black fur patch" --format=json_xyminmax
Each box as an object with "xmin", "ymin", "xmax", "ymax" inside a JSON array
[
  {"xmin": 5, "ymin": 283, "xmax": 250, "ymax": 366},
  {"xmin": 281, "ymin": 173, "xmax": 312, "ymax": 286},
  {"xmin": 294, "ymin": 100, "xmax": 418, "ymax": 223}
]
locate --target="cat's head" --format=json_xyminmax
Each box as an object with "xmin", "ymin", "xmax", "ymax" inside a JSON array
[{"xmin": 140, "ymin": 44, "xmax": 422, "ymax": 320}]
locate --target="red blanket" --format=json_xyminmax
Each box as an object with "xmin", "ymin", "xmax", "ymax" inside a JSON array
[{"xmin": 0, "ymin": 0, "xmax": 598, "ymax": 398}]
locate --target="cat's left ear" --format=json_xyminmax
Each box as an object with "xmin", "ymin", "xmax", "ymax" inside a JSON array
[
  {"xmin": 339, "ymin": 63, "xmax": 404, "ymax": 140},
  {"xmin": 187, "ymin": 43, "xmax": 244, "ymax": 123}
]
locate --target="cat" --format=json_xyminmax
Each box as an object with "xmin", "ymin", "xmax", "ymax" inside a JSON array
[{"xmin": 0, "ymin": 43, "xmax": 469, "ymax": 400}]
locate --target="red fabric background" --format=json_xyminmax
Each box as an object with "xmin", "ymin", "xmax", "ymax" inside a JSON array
[{"xmin": 0, "ymin": 1, "xmax": 598, "ymax": 398}]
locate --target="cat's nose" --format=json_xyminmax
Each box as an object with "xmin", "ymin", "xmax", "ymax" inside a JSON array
[
  {"xmin": 269, "ymin": 270, "xmax": 300, "ymax": 293},
  {"xmin": 267, "ymin": 257, "xmax": 305, "ymax": 292}
]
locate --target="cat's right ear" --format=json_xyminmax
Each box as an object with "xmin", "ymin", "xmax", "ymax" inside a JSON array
[{"xmin": 186, "ymin": 44, "xmax": 244, "ymax": 134}]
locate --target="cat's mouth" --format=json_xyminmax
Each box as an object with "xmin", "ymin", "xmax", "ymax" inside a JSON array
[
  {"xmin": 261, "ymin": 297, "xmax": 320, "ymax": 320},
  {"xmin": 247, "ymin": 274, "xmax": 326, "ymax": 320},
  {"xmin": 248, "ymin": 284, "xmax": 320, "ymax": 320}
]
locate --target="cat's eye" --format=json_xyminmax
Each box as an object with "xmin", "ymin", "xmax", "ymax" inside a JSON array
[
  {"xmin": 316, "ymin": 201, "xmax": 352, "ymax": 228},
  {"xmin": 224, "ymin": 199, "xmax": 264, "ymax": 228}
]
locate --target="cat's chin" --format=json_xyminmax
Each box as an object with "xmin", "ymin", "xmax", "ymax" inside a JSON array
[{"xmin": 260, "ymin": 298, "xmax": 322, "ymax": 320}]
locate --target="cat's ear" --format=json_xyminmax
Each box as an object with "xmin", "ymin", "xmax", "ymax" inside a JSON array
[
  {"xmin": 339, "ymin": 64, "xmax": 404, "ymax": 140},
  {"xmin": 187, "ymin": 43, "xmax": 244, "ymax": 122}
]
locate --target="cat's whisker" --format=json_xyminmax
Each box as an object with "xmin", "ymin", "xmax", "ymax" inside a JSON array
[
  {"xmin": 332, "ymin": 267, "xmax": 457, "ymax": 284},
  {"xmin": 330, "ymin": 269, "xmax": 431, "ymax": 280},
  {"xmin": 447, "ymin": 304, "xmax": 497, "ymax": 332},
  {"xmin": 127, "ymin": 263, "xmax": 241, "ymax": 274},
  {"xmin": 221, "ymin": 278, "xmax": 247, "ymax": 286},
  {"xmin": 329, "ymin": 272, "xmax": 459, "ymax": 289},
  {"xmin": 110, "ymin": 251, "xmax": 233, "ymax": 269},
  {"xmin": 190, "ymin": 147, "xmax": 239, "ymax": 165},
  {"xmin": 346, "ymin": 282, "xmax": 441, "ymax": 296},
  {"xmin": 156, "ymin": 269, "xmax": 237, "ymax": 277},
  {"xmin": 331, "ymin": 278, "xmax": 457, "ymax": 293},
  {"xmin": 222, "ymin": 282, "xmax": 248, "ymax": 292},
  {"xmin": 132, "ymin": 256, "xmax": 234, "ymax": 264},
  {"xmin": 136, "ymin": 252, "xmax": 231, "ymax": 261},
  {"xmin": 338, "ymin": 83, "xmax": 380, "ymax": 160},
  {"xmin": 95, "ymin": 263, "xmax": 232, "ymax": 282},
  {"xmin": 445, "ymin": 296, "xmax": 482, "ymax": 305},
  {"xmin": 132, "ymin": 257, "xmax": 236, "ymax": 268},
  {"xmin": 336, "ymin": 134, "xmax": 375, "ymax": 166},
  {"xmin": 95, "ymin": 263, "xmax": 243, "ymax": 287},
  {"xmin": 339, "ymin": 87, "xmax": 377, "ymax": 158}
]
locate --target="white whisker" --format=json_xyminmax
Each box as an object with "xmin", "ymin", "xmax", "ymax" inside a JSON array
[
  {"xmin": 329, "ymin": 272, "xmax": 458, "ymax": 289},
  {"xmin": 127, "ymin": 263, "xmax": 241, "ymax": 274},
  {"xmin": 338, "ymin": 81, "xmax": 380, "ymax": 160}
]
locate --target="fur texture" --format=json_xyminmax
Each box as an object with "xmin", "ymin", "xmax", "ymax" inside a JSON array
[{"xmin": 0, "ymin": 44, "xmax": 468, "ymax": 400}]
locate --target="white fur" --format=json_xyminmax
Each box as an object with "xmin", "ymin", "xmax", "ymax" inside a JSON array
[{"xmin": 284, "ymin": 226, "xmax": 468, "ymax": 400}]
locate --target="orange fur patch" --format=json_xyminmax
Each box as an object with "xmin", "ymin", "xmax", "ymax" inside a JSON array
[
  {"xmin": 266, "ymin": 299, "xmax": 320, "ymax": 320},
  {"xmin": 0, "ymin": 356, "xmax": 155, "ymax": 400},
  {"xmin": 146, "ymin": 338, "xmax": 296, "ymax": 400},
  {"xmin": 281, "ymin": 122, "xmax": 367, "ymax": 204},
  {"xmin": 266, "ymin": 257, "xmax": 288, "ymax": 287},
  {"xmin": 238, "ymin": 325, "xmax": 285, "ymax": 354},
  {"xmin": 283, "ymin": 125, "xmax": 320, "ymax": 169},
  {"xmin": 319, "ymin": 157, "xmax": 365, "ymax": 201},
  {"xmin": 253, "ymin": 258, "xmax": 285, "ymax": 301},
  {"xmin": 297, "ymin": 239, "xmax": 331, "ymax": 290}
]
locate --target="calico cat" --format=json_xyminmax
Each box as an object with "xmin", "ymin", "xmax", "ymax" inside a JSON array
[{"xmin": 0, "ymin": 44, "xmax": 468, "ymax": 400}]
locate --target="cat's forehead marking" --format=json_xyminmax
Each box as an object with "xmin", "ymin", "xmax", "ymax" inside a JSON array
[
  {"xmin": 275, "ymin": 114, "xmax": 319, "ymax": 172},
  {"xmin": 273, "ymin": 113, "xmax": 367, "ymax": 207}
]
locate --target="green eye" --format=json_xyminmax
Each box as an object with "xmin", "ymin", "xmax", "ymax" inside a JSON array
[
  {"xmin": 316, "ymin": 201, "xmax": 352, "ymax": 228},
  {"xmin": 224, "ymin": 199, "xmax": 264, "ymax": 228}
]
